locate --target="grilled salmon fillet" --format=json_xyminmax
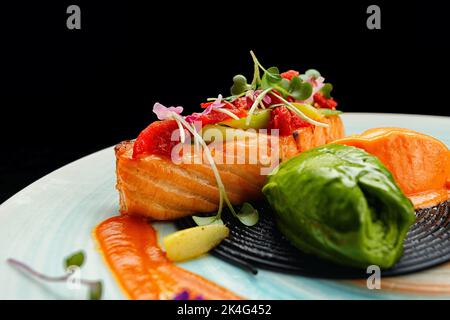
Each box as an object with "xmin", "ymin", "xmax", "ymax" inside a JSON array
[{"xmin": 115, "ymin": 115, "xmax": 344, "ymax": 220}]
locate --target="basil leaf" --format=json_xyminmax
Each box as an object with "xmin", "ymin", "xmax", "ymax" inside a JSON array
[
  {"xmin": 320, "ymin": 83, "xmax": 333, "ymax": 99},
  {"xmin": 193, "ymin": 215, "xmax": 223, "ymax": 226},
  {"xmin": 236, "ymin": 202, "xmax": 259, "ymax": 227},
  {"xmin": 64, "ymin": 251, "xmax": 85, "ymax": 269},
  {"xmin": 89, "ymin": 281, "xmax": 103, "ymax": 300},
  {"xmin": 317, "ymin": 108, "xmax": 342, "ymax": 116}
]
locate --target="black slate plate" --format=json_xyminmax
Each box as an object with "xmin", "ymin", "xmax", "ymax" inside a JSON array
[{"xmin": 176, "ymin": 201, "xmax": 450, "ymax": 279}]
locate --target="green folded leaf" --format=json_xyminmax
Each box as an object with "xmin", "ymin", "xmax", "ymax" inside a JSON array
[
  {"xmin": 263, "ymin": 144, "xmax": 416, "ymax": 269},
  {"xmin": 236, "ymin": 202, "xmax": 259, "ymax": 227},
  {"xmin": 64, "ymin": 251, "xmax": 85, "ymax": 269}
]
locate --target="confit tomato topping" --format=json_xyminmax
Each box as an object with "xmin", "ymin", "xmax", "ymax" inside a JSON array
[
  {"xmin": 197, "ymin": 101, "xmax": 247, "ymax": 125},
  {"xmin": 313, "ymin": 92, "xmax": 338, "ymax": 109},
  {"xmin": 132, "ymin": 103, "xmax": 248, "ymax": 158},
  {"xmin": 268, "ymin": 106, "xmax": 311, "ymax": 136},
  {"xmin": 133, "ymin": 120, "xmax": 179, "ymax": 158},
  {"xmin": 281, "ymin": 70, "xmax": 300, "ymax": 80},
  {"xmin": 232, "ymin": 97, "xmax": 249, "ymax": 109}
]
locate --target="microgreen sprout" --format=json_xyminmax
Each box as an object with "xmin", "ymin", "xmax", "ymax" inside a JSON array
[
  {"xmin": 231, "ymin": 75, "xmax": 252, "ymax": 96},
  {"xmin": 176, "ymin": 120, "xmax": 186, "ymax": 144},
  {"xmin": 320, "ymin": 83, "xmax": 333, "ymax": 99},
  {"xmin": 172, "ymin": 112, "xmax": 258, "ymax": 225},
  {"xmin": 245, "ymin": 87, "xmax": 273, "ymax": 126},
  {"xmin": 7, "ymin": 251, "xmax": 103, "ymax": 300},
  {"xmin": 169, "ymin": 112, "xmax": 259, "ymax": 226},
  {"xmin": 228, "ymin": 51, "xmax": 336, "ymax": 127}
]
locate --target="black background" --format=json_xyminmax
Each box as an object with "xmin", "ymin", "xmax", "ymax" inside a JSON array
[{"xmin": 1, "ymin": 1, "xmax": 449, "ymax": 203}]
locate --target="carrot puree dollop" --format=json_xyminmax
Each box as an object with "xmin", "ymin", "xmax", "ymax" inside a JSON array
[
  {"xmin": 94, "ymin": 215, "xmax": 241, "ymax": 300},
  {"xmin": 335, "ymin": 127, "xmax": 450, "ymax": 209}
]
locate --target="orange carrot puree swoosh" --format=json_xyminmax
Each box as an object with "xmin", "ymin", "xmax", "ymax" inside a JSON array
[
  {"xmin": 94, "ymin": 215, "xmax": 241, "ymax": 300},
  {"xmin": 335, "ymin": 127, "xmax": 450, "ymax": 209}
]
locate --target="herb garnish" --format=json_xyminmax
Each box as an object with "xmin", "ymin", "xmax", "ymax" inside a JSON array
[
  {"xmin": 230, "ymin": 51, "xmax": 330, "ymax": 128},
  {"xmin": 151, "ymin": 51, "xmax": 339, "ymax": 227},
  {"xmin": 7, "ymin": 251, "xmax": 103, "ymax": 300}
]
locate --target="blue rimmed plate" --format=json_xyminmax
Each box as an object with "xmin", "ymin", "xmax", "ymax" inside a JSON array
[{"xmin": 1, "ymin": 113, "xmax": 450, "ymax": 299}]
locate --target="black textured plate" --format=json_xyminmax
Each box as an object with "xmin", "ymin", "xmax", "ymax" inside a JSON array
[{"xmin": 176, "ymin": 201, "xmax": 450, "ymax": 278}]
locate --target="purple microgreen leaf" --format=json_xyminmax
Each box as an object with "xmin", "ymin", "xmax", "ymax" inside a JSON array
[{"xmin": 153, "ymin": 103, "xmax": 184, "ymax": 120}]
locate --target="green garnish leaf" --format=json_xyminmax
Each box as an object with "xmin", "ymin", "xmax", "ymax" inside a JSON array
[
  {"xmin": 89, "ymin": 281, "xmax": 103, "ymax": 300},
  {"xmin": 250, "ymin": 57, "xmax": 262, "ymax": 88},
  {"xmin": 236, "ymin": 202, "xmax": 259, "ymax": 227},
  {"xmin": 261, "ymin": 67, "xmax": 280, "ymax": 88},
  {"xmin": 317, "ymin": 108, "xmax": 342, "ymax": 116},
  {"xmin": 9, "ymin": 251, "xmax": 103, "ymax": 300},
  {"xmin": 320, "ymin": 83, "xmax": 333, "ymax": 99},
  {"xmin": 193, "ymin": 215, "xmax": 223, "ymax": 226},
  {"xmin": 231, "ymin": 74, "xmax": 251, "ymax": 96},
  {"xmin": 260, "ymin": 68, "xmax": 291, "ymax": 97},
  {"xmin": 289, "ymin": 76, "xmax": 313, "ymax": 101},
  {"xmin": 280, "ymin": 78, "xmax": 290, "ymax": 91},
  {"xmin": 64, "ymin": 251, "xmax": 85, "ymax": 269},
  {"xmin": 264, "ymin": 66, "xmax": 282, "ymax": 83},
  {"xmin": 305, "ymin": 69, "xmax": 321, "ymax": 79}
]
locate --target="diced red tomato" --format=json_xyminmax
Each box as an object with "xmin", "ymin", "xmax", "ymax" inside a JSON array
[
  {"xmin": 132, "ymin": 120, "xmax": 180, "ymax": 158},
  {"xmin": 200, "ymin": 102, "xmax": 212, "ymax": 109},
  {"xmin": 268, "ymin": 106, "xmax": 311, "ymax": 136},
  {"xmin": 313, "ymin": 92, "xmax": 338, "ymax": 109},
  {"xmin": 133, "ymin": 102, "xmax": 249, "ymax": 158},
  {"xmin": 291, "ymin": 113, "xmax": 313, "ymax": 129},
  {"xmin": 198, "ymin": 108, "xmax": 247, "ymax": 126},
  {"xmin": 232, "ymin": 97, "xmax": 249, "ymax": 109},
  {"xmin": 281, "ymin": 70, "xmax": 300, "ymax": 80},
  {"xmin": 198, "ymin": 101, "xmax": 247, "ymax": 126},
  {"xmin": 268, "ymin": 106, "xmax": 292, "ymax": 136}
]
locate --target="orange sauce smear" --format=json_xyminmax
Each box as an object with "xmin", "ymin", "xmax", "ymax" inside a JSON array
[
  {"xmin": 94, "ymin": 215, "xmax": 241, "ymax": 300},
  {"xmin": 335, "ymin": 128, "xmax": 450, "ymax": 209}
]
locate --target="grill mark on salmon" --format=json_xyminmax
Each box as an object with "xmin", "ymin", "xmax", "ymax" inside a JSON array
[{"xmin": 119, "ymin": 168, "xmax": 218, "ymax": 211}]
